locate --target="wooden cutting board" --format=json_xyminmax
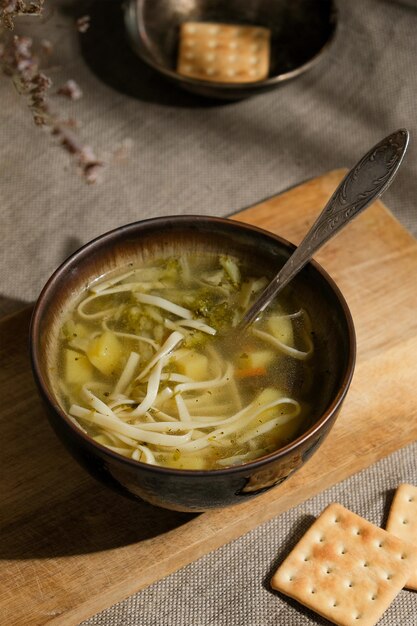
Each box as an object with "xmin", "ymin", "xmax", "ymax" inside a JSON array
[{"xmin": 2, "ymin": 170, "xmax": 417, "ymax": 626}]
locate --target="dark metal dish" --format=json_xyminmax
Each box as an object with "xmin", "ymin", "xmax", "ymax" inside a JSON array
[{"xmin": 124, "ymin": 0, "xmax": 338, "ymax": 99}]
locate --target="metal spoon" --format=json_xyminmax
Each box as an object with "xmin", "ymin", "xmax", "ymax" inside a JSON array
[{"xmin": 239, "ymin": 129, "xmax": 409, "ymax": 330}]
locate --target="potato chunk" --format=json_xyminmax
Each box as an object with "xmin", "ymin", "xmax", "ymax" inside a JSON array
[
  {"xmin": 238, "ymin": 349, "xmax": 274, "ymax": 370},
  {"xmin": 267, "ymin": 315, "xmax": 294, "ymax": 346},
  {"xmin": 170, "ymin": 348, "xmax": 209, "ymax": 381},
  {"xmin": 65, "ymin": 349, "xmax": 93, "ymax": 385},
  {"xmin": 86, "ymin": 331, "xmax": 122, "ymax": 375}
]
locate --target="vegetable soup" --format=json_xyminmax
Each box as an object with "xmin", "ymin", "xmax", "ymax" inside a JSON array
[{"xmin": 56, "ymin": 252, "xmax": 315, "ymax": 470}]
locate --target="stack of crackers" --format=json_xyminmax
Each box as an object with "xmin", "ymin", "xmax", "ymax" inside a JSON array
[
  {"xmin": 177, "ymin": 22, "xmax": 271, "ymax": 84},
  {"xmin": 271, "ymin": 484, "xmax": 417, "ymax": 626}
]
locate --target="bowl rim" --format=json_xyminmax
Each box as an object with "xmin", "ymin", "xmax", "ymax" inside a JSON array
[
  {"xmin": 124, "ymin": 0, "xmax": 339, "ymax": 93},
  {"xmin": 30, "ymin": 215, "xmax": 356, "ymax": 478}
]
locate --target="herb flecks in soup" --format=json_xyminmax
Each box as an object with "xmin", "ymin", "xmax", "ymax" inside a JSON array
[{"xmin": 57, "ymin": 253, "xmax": 314, "ymax": 470}]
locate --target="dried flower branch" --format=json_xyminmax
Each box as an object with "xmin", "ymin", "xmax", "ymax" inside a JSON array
[
  {"xmin": 0, "ymin": 34, "xmax": 105, "ymax": 183},
  {"xmin": 0, "ymin": 4, "xmax": 126, "ymax": 184},
  {"xmin": 0, "ymin": 0, "xmax": 44, "ymax": 30},
  {"xmin": 0, "ymin": 34, "xmax": 52, "ymax": 123}
]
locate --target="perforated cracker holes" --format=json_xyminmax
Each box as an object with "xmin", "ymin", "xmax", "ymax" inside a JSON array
[
  {"xmin": 177, "ymin": 22, "xmax": 271, "ymax": 83},
  {"xmin": 386, "ymin": 483, "xmax": 417, "ymax": 589}
]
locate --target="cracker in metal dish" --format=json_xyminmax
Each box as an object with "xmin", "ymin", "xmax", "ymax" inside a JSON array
[
  {"xmin": 271, "ymin": 502, "xmax": 417, "ymax": 626},
  {"xmin": 177, "ymin": 22, "xmax": 271, "ymax": 84}
]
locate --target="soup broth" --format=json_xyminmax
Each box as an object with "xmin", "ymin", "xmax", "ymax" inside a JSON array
[{"xmin": 56, "ymin": 252, "xmax": 315, "ymax": 470}]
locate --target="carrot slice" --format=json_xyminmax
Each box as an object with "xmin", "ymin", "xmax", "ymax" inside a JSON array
[{"xmin": 235, "ymin": 366, "xmax": 267, "ymax": 378}]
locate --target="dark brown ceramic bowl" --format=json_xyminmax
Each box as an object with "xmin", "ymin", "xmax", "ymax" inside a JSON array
[
  {"xmin": 30, "ymin": 216, "xmax": 355, "ymax": 512},
  {"xmin": 124, "ymin": 0, "xmax": 338, "ymax": 100}
]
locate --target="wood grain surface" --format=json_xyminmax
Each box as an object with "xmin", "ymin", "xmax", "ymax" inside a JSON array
[{"xmin": 2, "ymin": 170, "xmax": 417, "ymax": 626}]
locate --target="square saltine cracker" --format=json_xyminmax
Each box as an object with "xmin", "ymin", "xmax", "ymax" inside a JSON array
[
  {"xmin": 177, "ymin": 22, "xmax": 271, "ymax": 83},
  {"xmin": 271, "ymin": 503, "xmax": 417, "ymax": 626}
]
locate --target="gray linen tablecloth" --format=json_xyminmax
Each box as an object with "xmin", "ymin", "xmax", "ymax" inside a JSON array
[
  {"xmin": 81, "ymin": 444, "xmax": 417, "ymax": 626},
  {"xmin": 1, "ymin": 0, "xmax": 417, "ymax": 317},
  {"xmin": 2, "ymin": 0, "xmax": 417, "ymax": 624}
]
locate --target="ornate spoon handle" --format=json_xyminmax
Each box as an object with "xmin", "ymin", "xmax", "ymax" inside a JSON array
[{"xmin": 240, "ymin": 129, "xmax": 409, "ymax": 329}]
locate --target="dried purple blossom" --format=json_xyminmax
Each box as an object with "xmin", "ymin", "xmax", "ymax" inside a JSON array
[
  {"xmin": 111, "ymin": 138, "xmax": 134, "ymax": 162},
  {"xmin": 52, "ymin": 125, "xmax": 105, "ymax": 184},
  {"xmin": 40, "ymin": 38, "xmax": 52, "ymax": 55},
  {"xmin": 57, "ymin": 78, "xmax": 82, "ymax": 101},
  {"xmin": 76, "ymin": 14, "xmax": 90, "ymax": 33}
]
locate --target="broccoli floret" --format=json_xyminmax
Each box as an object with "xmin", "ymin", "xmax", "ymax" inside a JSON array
[
  {"xmin": 161, "ymin": 257, "xmax": 181, "ymax": 280},
  {"xmin": 182, "ymin": 330, "xmax": 209, "ymax": 349},
  {"xmin": 118, "ymin": 305, "xmax": 153, "ymax": 334},
  {"xmin": 188, "ymin": 288, "xmax": 220, "ymax": 318},
  {"xmin": 206, "ymin": 301, "xmax": 235, "ymax": 330},
  {"xmin": 186, "ymin": 286, "xmax": 235, "ymax": 331}
]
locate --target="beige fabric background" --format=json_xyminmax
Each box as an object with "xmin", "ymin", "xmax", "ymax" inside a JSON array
[
  {"xmin": 1, "ymin": 0, "xmax": 417, "ymax": 624},
  {"xmin": 1, "ymin": 0, "xmax": 417, "ymax": 317}
]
